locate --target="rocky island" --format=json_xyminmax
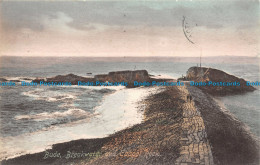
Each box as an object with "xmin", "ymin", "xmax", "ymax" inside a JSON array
[
  {"xmin": 179, "ymin": 67, "xmax": 256, "ymax": 96},
  {"xmin": 32, "ymin": 70, "xmax": 157, "ymax": 87}
]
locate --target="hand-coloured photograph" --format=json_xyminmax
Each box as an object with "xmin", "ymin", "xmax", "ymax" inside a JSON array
[{"xmin": 0, "ymin": 0, "xmax": 259, "ymax": 165}]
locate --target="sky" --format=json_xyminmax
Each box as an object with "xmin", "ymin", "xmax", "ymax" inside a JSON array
[{"xmin": 0, "ymin": 0, "xmax": 259, "ymax": 57}]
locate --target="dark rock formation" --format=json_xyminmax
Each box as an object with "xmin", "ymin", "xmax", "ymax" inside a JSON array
[
  {"xmin": 32, "ymin": 70, "xmax": 154, "ymax": 87},
  {"xmin": 185, "ymin": 67, "xmax": 256, "ymax": 96},
  {"xmin": 95, "ymin": 70, "xmax": 151, "ymax": 87},
  {"xmin": 21, "ymin": 78, "xmax": 33, "ymax": 81},
  {"xmin": 32, "ymin": 78, "xmax": 45, "ymax": 83},
  {"xmin": 47, "ymin": 74, "xmax": 94, "ymax": 85},
  {"xmin": 9, "ymin": 80, "xmax": 21, "ymax": 82},
  {"xmin": 0, "ymin": 78, "xmax": 7, "ymax": 82},
  {"xmin": 33, "ymin": 74, "xmax": 94, "ymax": 85}
]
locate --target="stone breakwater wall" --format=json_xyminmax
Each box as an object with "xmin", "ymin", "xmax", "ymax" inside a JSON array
[
  {"xmin": 175, "ymin": 85, "xmax": 214, "ymax": 165},
  {"xmin": 186, "ymin": 84, "xmax": 259, "ymax": 165}
]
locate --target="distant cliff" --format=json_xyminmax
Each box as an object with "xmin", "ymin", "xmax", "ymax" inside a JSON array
[{"xmin": 184, "ymin": 67, "xmax": 256, "ymax": 96}]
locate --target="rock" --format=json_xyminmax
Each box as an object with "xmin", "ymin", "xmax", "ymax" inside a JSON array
[
  {"xmin": 0, "ymin": 78, "xmax": 7, "ymax": 82},
  {"xmin": 10, "ymin": 80, "xmax": 20, "ymax": 82},
  {"xmin": 95, "ymin": 70, "xmax": 150, "ymax": 81},
  {"xmin": 46, "ymin": 74, "xmax": 94, "ymax": 85},
  {"xmin": 31, "ymin": 70, "xmax": 171, "ymax": 87},
  {"xmin": 33, "ymin": 78, "xmax": 45, "ymax": 83},
  {"xmin": 94, "ymin": 70, "xmax": 151, "ymax": 88},
  {"xmin": 21, "ymin": 78, "xmax": 33, "ymax": 81},
  {"xmin": 32, "ymin": 74, "xmax": 94, "ymax": 85},
  {"xmin": 185, "ymin": 67, "xmax": 256, "ymax": 96}
]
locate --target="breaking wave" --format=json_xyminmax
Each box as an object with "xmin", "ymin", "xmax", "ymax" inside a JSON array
[
  {"xmin": 15, "ymin": 108, "xmax": 92, "ymax": 121},
  {"xmin": 22, "ymin": 89, "xmax": 77, "ymax": 102}
]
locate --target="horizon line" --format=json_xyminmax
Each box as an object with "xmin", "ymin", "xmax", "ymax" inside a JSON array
[{"xmin": 0, "ymin": 55, "xmax": 258, "ymax": 58}]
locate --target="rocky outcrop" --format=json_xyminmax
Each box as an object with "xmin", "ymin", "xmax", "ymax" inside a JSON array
[
  {"xmin": 0, "ymin": 78, "xmax": 7, "ymax": 82},
  {"xmin": 185, "ymin": 67, "xmax": 256, "ymax": 96},
  {"xmin": 32, "ymin": 70, "xmax": 154, "ymax": 87},
  {"xmin": 33, "ymin": 74, "xmax": 94, "ymax": 85},
  {"xmin": 47, "ymin": 74, "xmax": 94, "ymax": 85},
  {"xmin": 95, "ymin": 70, "xmax": 151, "ymax": 87},
  {"xmin": 95, "ymin": 70, "xmax": 149, "ymax": 82}
]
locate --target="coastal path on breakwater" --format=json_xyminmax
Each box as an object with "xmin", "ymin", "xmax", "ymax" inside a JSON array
[{"xmin": 175, "ymin": 85, "xmax": 214, "ymax": 165}]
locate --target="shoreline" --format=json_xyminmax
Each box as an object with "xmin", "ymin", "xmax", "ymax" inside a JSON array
[
  {"xmin": 0, "ymin": 86, "xmax": 160, "ymax": 161},
  {"xmin": 2, "ymin": 86, "xmax": 183, "ymax": 165},
  {"xmin": 2, "ymin": 85, "xmax": 260, "ymax": 165}
]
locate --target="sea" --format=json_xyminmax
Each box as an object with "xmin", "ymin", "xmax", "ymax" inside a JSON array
[{"xmin": 0, "ymin": 56, "xmax": 259, "ymax": 160}]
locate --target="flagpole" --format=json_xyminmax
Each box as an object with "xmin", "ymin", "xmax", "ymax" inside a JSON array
[{"xmin": 200, "ymin": 47, "xmax": 202, "ymax": 68}]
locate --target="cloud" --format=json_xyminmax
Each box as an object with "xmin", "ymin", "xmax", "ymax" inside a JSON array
[
  {"xmin": 41, "ymin": 12, "xmax": 83, "ymax": 35},
  {"xmin": 38, "ymin": 11, "xmax": 117, "ymax": 36},
  {"xmin": 0, "ymin": 1, "xmax": 259, "ymax": 57},
  {"xmin": 1, "ymin": 1, "xmax": 258, "ymax": 32}
]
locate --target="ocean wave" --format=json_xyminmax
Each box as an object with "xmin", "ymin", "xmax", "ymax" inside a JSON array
[
  {"xmin": 2, "ymin": 76, "xmax": 36, "ymax": 82},
  {"xmin": 59, "ymin": 85, "xmax": 125, "ymax": 91},
  {"xmin": 22, "ymin": 89, "xmax": 77, "ymax": 102},
  {"xmin": 15, "ymin": 108, "xmax": 91, "ymax": 121},
  {"xmin": 150, "ymin": 74, "xmax": 176, "ymax": 80}
]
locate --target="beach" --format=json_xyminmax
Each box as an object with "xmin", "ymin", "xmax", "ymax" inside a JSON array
[{"xmin": 0, "ymin": 86, "xmax": 160, "ymax": 161}]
